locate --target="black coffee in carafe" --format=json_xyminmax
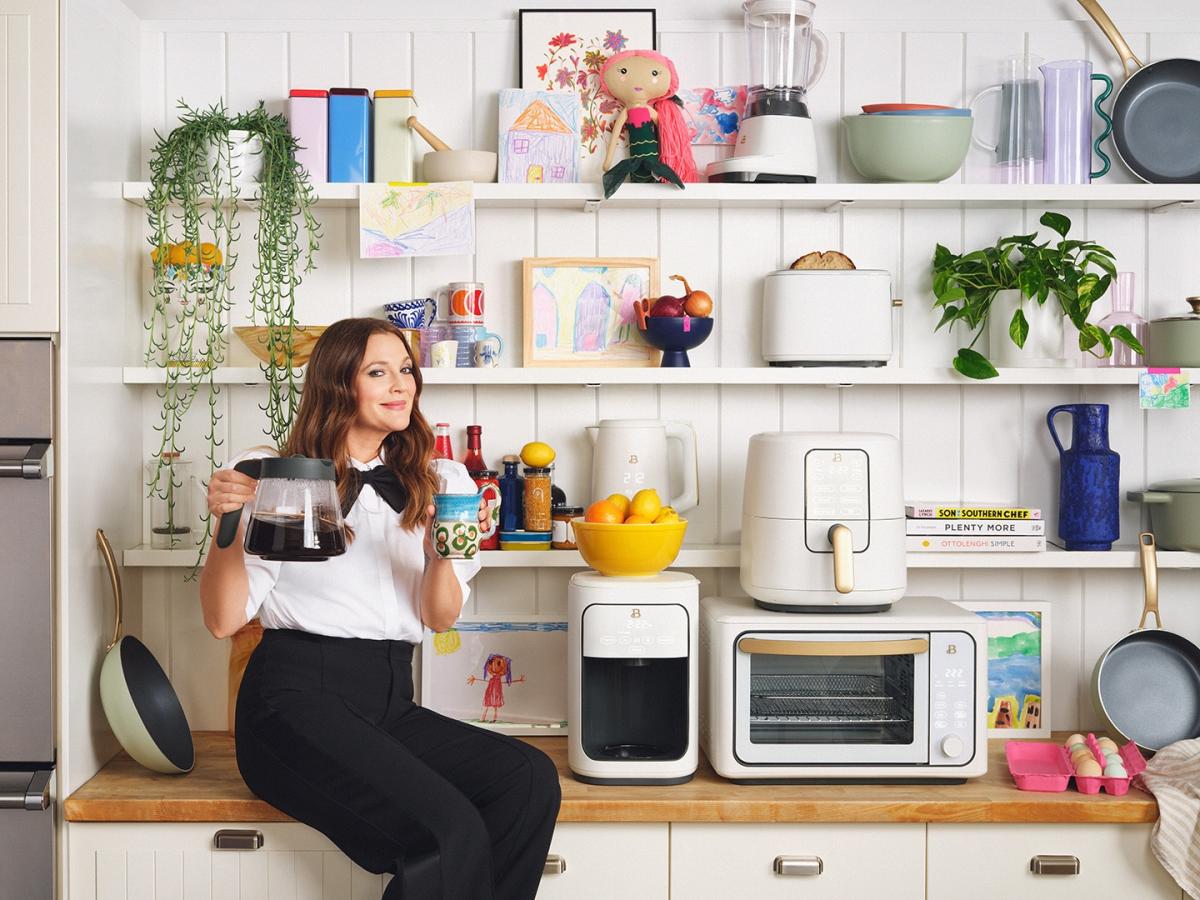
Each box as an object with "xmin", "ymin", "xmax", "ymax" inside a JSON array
[{"xmin": 244, "ymin": 513, "xmax": 347, "ymax": 561}]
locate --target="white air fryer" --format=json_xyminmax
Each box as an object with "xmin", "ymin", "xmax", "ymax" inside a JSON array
[{"xmin": 741, "ymin": 432, "xmax": 906, "ymax": 611}]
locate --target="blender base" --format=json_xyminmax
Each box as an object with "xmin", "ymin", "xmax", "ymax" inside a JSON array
[{"xmin": 707, "ymin": 170, "xmax": 816, "ymax": 184}]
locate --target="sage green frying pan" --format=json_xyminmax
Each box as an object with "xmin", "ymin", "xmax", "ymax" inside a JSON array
[{"xmin": 96, "ymin": 529, "xmax": 194, "ymax": 774}]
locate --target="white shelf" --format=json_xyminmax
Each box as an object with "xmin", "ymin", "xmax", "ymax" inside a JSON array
[
  {"xmin": 121, "ymin": 181, "xmax": 1200, "ymax": 212},
  {"xmin": 121, "ymin": 544, "xmax": 1200, "ymax": 570},
  {"xmin": 121, "ymin": 365, "xmax": 1144, "ymax": 387}
]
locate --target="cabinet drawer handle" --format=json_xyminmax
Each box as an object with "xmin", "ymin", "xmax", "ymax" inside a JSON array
[
  {"xmin": 1030, "ymin": 855, "xmax": 1079, "ymax": 876},
  {"xmin": 543, "ymin": 854, "xmax": 566, "ymax": 876},
  {"xmin": 213, "ymin": 829, "xmax": 264, "ymax": 850},
  {"xmin": 773, "ymin": 855, "xmax": 823, "ymax": 877}
]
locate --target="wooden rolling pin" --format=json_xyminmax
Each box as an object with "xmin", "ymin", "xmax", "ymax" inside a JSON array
[{"xmin": 406, "ymin": 115, "xmax": 452, "ymax": 152}]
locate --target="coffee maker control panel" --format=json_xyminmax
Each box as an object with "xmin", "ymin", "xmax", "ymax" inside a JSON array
[{"xmin": 581, "ymin": 604, "xmax": 689, "ymax": 660}]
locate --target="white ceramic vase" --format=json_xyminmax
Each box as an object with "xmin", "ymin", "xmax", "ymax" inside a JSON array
[
  {"xmin": 206, "ymin": 129, "xmax": 264, "ymax": 184},
  {"xmin": 987, "ymin": 289, "xmax": 1071, "ymax": 367}
]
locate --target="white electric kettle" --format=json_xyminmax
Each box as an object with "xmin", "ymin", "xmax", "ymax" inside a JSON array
[{"xmin": 585, "ymin": 419, "xmax": 699, "ymax": 512}]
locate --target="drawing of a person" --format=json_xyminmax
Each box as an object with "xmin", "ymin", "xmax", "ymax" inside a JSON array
[
  {"xmin": 466, "ymin": 653, "xmax": 526, "ymax": 722},
  {"xmin": 574, "ymin": 281, "xmax": 612, "ymax": 352}
]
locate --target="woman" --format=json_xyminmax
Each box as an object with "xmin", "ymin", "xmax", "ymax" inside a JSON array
[{"xmin": 200, "ymin": 318, "xmax": 560, "ymax": 900}]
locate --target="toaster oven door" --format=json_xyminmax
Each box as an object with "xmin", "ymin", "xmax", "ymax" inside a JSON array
[{"xmin": 733, "ymin": 632, "xmax": 929, "ymax": 765}]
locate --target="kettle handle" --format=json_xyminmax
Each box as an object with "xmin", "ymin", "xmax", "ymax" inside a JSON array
[
  {"xmin": 1046, "ymin": 405, "xmax": 1074, "ymax": 457},
  {"xmin": 215, "ymin": 459, "xmax": 264, "ymax": 549},
  {"xmin": 665, "ymin": 421, "xmax": 699, "ymax": 512}
]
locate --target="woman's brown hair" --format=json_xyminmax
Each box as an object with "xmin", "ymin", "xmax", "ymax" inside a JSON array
[{"xmin": 283, "ymin": 317, "xmax": 437, "ymax": 530}]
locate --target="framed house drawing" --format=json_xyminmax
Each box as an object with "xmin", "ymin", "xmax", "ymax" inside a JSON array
[
  {"xmin": 956, "ymin": 600, "xmax": 1052, "ymax": 738},
  {"xmin": 522, "ymin": 256, "xmax": 659, "ymax": 367},
  {"xmin": 421, "ymin": 618, "xmax": 568, "ymax": 736}
]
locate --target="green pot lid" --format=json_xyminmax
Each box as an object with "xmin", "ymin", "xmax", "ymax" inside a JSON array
[
  {"xmin": 1152, "ymin": 297, "xmax": 1200, "ymax": 323},
  {"xmin": 1147, "ymin": 478, "xmax": 1200, "ymax": 493}
]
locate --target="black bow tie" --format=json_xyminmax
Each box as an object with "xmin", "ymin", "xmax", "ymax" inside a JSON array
[{"xmin": 343, "ymin": 465, "xmax": 409, "ymax": 516}]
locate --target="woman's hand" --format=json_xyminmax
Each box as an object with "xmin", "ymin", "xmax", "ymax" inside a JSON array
[
  {"xmin": 207, "ymin": 466, "xmax": 258, "ymax": 518},
  {"xmin": 478, "ymin": 495, "xmax": 491, "ymax": 530},
  {"xmin": 422, "ymin": 504, "xmax": 439, "ymax": 562}
]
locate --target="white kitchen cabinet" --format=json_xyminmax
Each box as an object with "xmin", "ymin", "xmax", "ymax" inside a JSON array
[
  {"xmin": 66, "ymin": 821, "xmax": 666, "ymax": 900},
  {"xmin": 0, "ymin": 0, "xmax": 57, "ymax": 333},
  {"xmin": 927, "ymin": 824, "xmax": 1181, "ymax": 900},
  {"xmin": 670, "ymin": 823, "xmax": 925, "ymax": 900}
]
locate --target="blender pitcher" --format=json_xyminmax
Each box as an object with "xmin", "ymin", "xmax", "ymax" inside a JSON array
[
  {"xmin": 970, "ymin": 55, "xmax": 1045, "ymax": 184},
  {"xmin": 1041, "ymin": 59, "xmax": 1114, "ymax": 183}
]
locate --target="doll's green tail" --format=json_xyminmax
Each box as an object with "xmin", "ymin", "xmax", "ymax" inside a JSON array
[{"xmin": 603, "ymin": 157, "xmax": 686, "ymax": 199}]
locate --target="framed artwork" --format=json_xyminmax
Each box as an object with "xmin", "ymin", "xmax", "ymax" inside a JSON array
[
  {"xmin": 498, "ymin": 89, "xmax": 582, "ymax": 184},
  {"xmin": 421, "ymin": 618, "xmax": 568, "ymax": 736},
  {"xmin": 522, "ymin": 256, "xmax": 659, "ymax": 367},
  {"xmin": 956, "ymin": 601, "xmax": 1052, "ymax": 739},
  {"xmin": 358, "ymin": 182, "xmax": 474, "ymax": 258},
  {"xmin": 518, "ymin": 8, "xmax": 657, "ymax": 181}
]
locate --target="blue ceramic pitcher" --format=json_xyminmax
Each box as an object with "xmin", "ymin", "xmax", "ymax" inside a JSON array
[{"xmin": 1046, "ymin": 404, "xmax": 1119, "ymax": 550}]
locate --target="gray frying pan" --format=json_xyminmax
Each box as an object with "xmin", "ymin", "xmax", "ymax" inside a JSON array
[
  {"xmin": 1091, "ymin": 533, "xmax": 1200, "ymax": 752},
  {"xmin": 1078, "ymin": 0, "xmax": 1200, "ymax": 182}
]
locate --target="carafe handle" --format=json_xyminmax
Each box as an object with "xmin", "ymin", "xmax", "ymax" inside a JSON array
[
  {"xmin": 1046, "ymin": 405, "xmax": 1075, "ymax": 457},
  {"xmin": 664, "ymin": 421, "xmax": 699, "ymax": 512},
  {"xmin": 807, "ymin": 29, "xmax": 829, "ymax": 90},
  {"xmin": 1091, "ymin": 73, "xmax": 1114, "ymax": 180},
  {"xmin": 215, "ymin": 459, "xmax": 263, "ymax": 549},
  {"xmin": 968, "ymin": 85, "xmax": 1002, "ymax": 153}
]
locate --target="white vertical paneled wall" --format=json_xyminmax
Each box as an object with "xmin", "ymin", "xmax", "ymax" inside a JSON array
[{"xmin": 130, "ymin": 12, "xmax": 1200, "ymax": 733}]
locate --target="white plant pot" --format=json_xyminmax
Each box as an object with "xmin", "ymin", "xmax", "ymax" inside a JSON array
[
  {"xmin": 987, "ymin": 289, "xmax": 1072, "ymax": 367},
  {"xmin": 206, "ymin": 129, "xmax": 264, "ymax": 184}
]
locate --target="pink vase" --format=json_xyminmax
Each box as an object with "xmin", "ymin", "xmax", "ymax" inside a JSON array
[{"xmin": 1085, "ymin": 272, "xmax": 1147, "ymax": 367}]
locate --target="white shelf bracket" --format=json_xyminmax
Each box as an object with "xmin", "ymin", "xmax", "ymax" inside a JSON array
[
  {"xmin": 1150, "ymin": 199, "xmax": 1198, "ymax": 215},
  {"xmin": 583, "ymin": 199, "xmax": 602, "ymax": 214},
  {"xmin": 824, "ymin": 199, "xmax": 854, "ymax": 214}
]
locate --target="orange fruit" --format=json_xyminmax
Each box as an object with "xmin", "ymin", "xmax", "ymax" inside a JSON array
[
  {"xmin": 585, "ymin": 499, "xmax": 623, "ymax": 524},
  {"xmin": 167, "ymin": 243, "xmax": 187, "ymax": 266},
  {"xmin": 199, "ymin": 242, "xmax": 223, "ymax": 266},
  {"xmin": 623, "ymin": 514, "xmax": 652, "ymax": 524},
  {"xmin": 605, "ymin": 493, "xmax": 630, "ymax": 519},
  {"xmin": 629, "ymin": 488, "xmax": 663, "ymax": 521}
]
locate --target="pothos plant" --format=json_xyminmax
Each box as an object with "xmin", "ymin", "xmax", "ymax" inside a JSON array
[
  {"xmin": 932, "ymin": 211, "xmax": 1144, "ymax": 379},
  {"xmin": 145, "ymin": 100, "xmax": 320, "ymax": 571}
]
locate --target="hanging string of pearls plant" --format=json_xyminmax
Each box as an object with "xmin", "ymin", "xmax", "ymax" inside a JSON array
[{"xmin": 144, "ymin": 100, "xmax": 321, "ymax": 573}]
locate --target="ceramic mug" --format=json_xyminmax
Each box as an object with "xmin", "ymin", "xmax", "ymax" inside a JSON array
[
  {"xmin": 384, "ymin": 297, "xmax": 438, "ymax": 329},
  {"xmin": 472, "ymin": 332, "xmax": 504, "ymax": 368},
  {"xmin": 432, "ymin": 490, "xmax": 499, "ymax": 559},
  {"xmin": 436, "ymin": 282, "xmax": 485, "ymax": 327},
  {"xmin": 430, "ymin": 340, "xmax": 458, "ymax": 368},
  {"xmin": 396, "ymin": 328, "xmax": 424, "ymax": 357}
]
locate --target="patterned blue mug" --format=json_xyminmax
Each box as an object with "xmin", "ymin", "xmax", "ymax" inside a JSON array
[
  {"xmin": 432, "ymin": 490, "xmax": 499, "ymax": 559},
  {"xmin": 384, "ymin": 297, "xmax": 438, "ymax": 330}
]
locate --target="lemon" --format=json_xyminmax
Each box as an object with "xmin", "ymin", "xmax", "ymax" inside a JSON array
[
  {"xmin": 629, "ymin": 488, "xmax": 662, "ymax": 521},
  {"xmin": 199, "ymin": 242, "xmax": 223, "ymax": 266},
  {"xmin": 653, "ymin": 506, "xmax": 679, "ymax": 524},
  {"xmin": 606, "ymin": 493, "xmax": 630, "ymax": 519},
  {"xmin": 167, "ymin": 243, "xmax": 187, "ymax": 266},
  {"xmin": 520, "ymin": 441, "xmax": 556, "ymax": 468}
]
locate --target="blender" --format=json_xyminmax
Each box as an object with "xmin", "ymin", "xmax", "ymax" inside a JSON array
[{"xmin": 707, "ymin": 0, "xmax": 829, "ymax": 183}]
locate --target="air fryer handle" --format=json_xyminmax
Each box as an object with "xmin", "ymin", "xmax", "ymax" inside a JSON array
[{"xmin": 215, "ymin": 459, "xmax": 264, "ymax": 549}]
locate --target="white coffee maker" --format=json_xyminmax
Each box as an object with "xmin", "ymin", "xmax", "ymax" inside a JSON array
[{"xmin": 740, "ymin": 432, "xmax": 907, "ymax": 611}]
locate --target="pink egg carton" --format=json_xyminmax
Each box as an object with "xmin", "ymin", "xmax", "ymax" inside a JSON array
[{"xmin": 1005, "ymin": 733, "xmax": 1147, "ymax": 795}]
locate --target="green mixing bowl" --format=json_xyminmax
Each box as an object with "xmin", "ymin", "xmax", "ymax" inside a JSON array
[{"xmin": 843, "ymin": 114, "xmax": 973, "ymax": 182}]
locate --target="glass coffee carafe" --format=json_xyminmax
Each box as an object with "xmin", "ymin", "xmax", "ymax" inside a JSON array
[{"xmin": 215, "ymin": 456, "xmax": 347, "ymax": 561}]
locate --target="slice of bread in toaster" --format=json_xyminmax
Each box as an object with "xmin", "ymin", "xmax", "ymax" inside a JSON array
[{"xmin": 790, "ymin": 250, "xmax": 856, "ymax": 270}]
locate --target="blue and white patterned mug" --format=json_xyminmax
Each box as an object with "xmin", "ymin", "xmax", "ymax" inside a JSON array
[
  {"xmin": 432, "ymin": 490, "xmax": 500, "ymax": 559},
  {"xmin": 384, "ymin": 297, "xmax": 438, "ymax": 330}
]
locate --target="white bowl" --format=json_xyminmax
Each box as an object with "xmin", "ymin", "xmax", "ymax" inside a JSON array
[{"xmin": 421, "ymin": 150, "xmax": 498, "ymax": 183}]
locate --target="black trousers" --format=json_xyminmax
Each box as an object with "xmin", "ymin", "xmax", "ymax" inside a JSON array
[{"xmin": 235, "ymin": 627, "xmax": 561, "ymax": 900}]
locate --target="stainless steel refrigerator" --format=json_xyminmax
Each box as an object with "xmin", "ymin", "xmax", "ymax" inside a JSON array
[{"xmin": 0, "ymin": 338, "xmax": 56, "ymax": 897}]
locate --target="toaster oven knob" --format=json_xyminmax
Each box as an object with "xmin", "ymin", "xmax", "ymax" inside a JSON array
[{"xmin": 940, "ymin": 735, "xmax": 965, "ymax": 759}]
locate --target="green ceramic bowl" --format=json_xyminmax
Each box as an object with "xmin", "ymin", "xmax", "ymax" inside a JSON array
[{"xmin": 843, "ymin": 114, "xmax": 973, "ymax": 182}]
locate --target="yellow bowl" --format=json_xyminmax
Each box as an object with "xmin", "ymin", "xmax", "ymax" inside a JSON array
[
  {"xmin": 571, "ymin": 518, "xmax": 688, "ymax": 577},
  {"xmin": 234, "ymin": 326, "xmax": 326, "ymax": 366}
]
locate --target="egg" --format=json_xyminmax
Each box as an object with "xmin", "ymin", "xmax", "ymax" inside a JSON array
[
  {"xmin": 1104, "ymin": 763, "xmax": 1128, "ymax": 778},
  {"xmin": 1075, "ymin": 759, "xmax": 1103, "ymax": 777},
  {"xmin": 1065, "ymin": 733, "xmax": 1086, "ymax": 748},
  {"xmin": 1104, "ymin": 751, "xmax": 1121, "ymax": 762},
  {"xmin": 1097, "ymin": 737, "xmax": 1118, "ymax": 750},
  {"xmin": 1068, "ymin": 742, "xmax": 1087, "ymax": 754}
]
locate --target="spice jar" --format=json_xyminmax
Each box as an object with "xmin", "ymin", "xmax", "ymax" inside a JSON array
[
  {"xmin": 522, "ymin": 465, "xmax": 553, "ymax": 532},
  {"xmin": 552, "ymin": 506, "xmax": 584, "ymax": 549}
]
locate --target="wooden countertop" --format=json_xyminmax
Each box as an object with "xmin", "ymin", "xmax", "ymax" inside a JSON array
[{"xmin": 64, "ymin": 732, "xmax": 1158, "ymax": 825}]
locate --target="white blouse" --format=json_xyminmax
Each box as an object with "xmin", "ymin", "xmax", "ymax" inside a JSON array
[{"xmin": 228, "ymin": 448, "xmax": 481, "ymax": 642}]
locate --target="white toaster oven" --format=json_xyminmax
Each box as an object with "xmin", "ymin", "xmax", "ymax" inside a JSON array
[{"xmin": 701, "ymin": 596, "xmax": 987, "ymax": 781}]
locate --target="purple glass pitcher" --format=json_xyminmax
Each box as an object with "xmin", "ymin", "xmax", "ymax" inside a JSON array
[{"xmin": 1041, "ymin": 59, "xmax": 1114, "ymax": 184}]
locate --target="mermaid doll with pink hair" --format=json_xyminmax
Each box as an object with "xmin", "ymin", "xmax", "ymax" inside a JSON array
[{"xmin": 599, "ymin": 49, "xmax": 698, "ymax": 199}]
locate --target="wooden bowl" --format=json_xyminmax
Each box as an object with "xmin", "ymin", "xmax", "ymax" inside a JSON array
[{"xmin": 233, "ymin": 326, "xmax": 326, "ymax": 366}]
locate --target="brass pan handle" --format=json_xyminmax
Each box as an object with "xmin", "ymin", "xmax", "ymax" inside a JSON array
[
  {"xmin": 96, "ymin": 529, "xmax": 123, "ymax": 652},
  {"xmin": 1137, "ymin": 531, "xmax": 1162, "ymax": 629},
  {"xmin": 1077, "ymin": 0, "xmax": 1143, "ymax": 79},
  {"xmin": 738, "ymin": 638, "xmax": 929, "ymax": 657}
]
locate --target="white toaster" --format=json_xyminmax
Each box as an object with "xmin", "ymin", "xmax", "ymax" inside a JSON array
[{"xmin": 761, "ymin": 268, "xmax": 893, "ymax": 366}]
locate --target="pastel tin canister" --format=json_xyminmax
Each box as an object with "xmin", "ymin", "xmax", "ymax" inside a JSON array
[
  {"xmin": 328, "ymin": 88, "xmax": 372, "ymax": 183},
  {"xmin": 288, "ymin": 89, "xmax": 328, "ymax": 181},
  {"xmin": 373, "ymin": 90, "xmax": 418, "ymax": 183}
]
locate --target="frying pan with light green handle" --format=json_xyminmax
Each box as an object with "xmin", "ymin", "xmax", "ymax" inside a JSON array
[{"xmin": 96, "ymin": 529, "xmax": 194, "ymax": 774}]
